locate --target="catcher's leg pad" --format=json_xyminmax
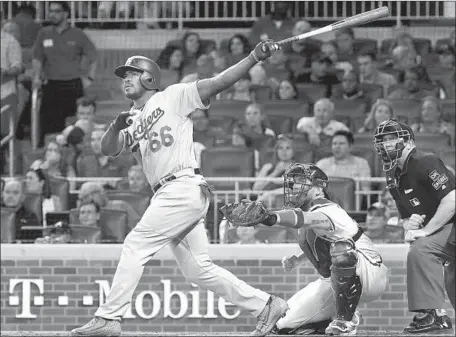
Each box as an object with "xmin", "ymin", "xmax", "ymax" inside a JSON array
[{"xmin": 330, "ymin": 238, "xmax": 363, "ymax": 322}]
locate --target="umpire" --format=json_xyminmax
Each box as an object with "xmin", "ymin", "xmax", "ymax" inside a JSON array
[
  {"xmin": 32, "ymin": 1, "xmax": 97, "ymax": 146},
  {"xmin": 373, "ymin": 118, "xmax": 455, "ymax": 334}
]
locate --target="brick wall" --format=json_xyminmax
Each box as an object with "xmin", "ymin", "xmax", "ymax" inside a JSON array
[{"xmin": 1, "ymin": 244, "xmax": 454, "ymax": 333}]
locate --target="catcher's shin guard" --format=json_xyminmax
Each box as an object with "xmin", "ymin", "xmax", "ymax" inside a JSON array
[{"xmin": 330, "ymin": 239, "xmax": 363, "ymax": 322}]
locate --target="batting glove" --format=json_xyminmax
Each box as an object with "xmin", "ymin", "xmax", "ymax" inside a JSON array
[
  {"xmin": 250, "ymin": 39, "xmax": 280, "ymax": 62},
  {"xmin": 112, "ymin": 111, "xmax": 134, "ymax": 131}
]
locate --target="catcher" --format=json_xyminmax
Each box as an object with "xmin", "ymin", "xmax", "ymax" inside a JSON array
[{"xmin": 221, "ymin": 163, "xmax": 389, "ymax": 335}]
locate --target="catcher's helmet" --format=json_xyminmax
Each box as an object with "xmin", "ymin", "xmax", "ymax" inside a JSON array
[
  {"xmin": 373, "ymin": 118, "xmax": 415, "ymax": 172},
  {"xmin": 115, "ymin": 56, "xmax": 161, "ymax": 90},
  {"xmin": 283, "ymin": 163, "xmax": 329, "ymax": 208}
]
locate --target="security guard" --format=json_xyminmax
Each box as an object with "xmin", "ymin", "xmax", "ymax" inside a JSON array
[{"xmin": 373, "ymin": 118, "xmax": 455, "ymax": 334}]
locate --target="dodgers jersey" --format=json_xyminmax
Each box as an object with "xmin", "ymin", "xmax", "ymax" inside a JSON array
[
  {"xmin": 119, "ymin": 82, "xmax": 209, "ymax": 187},
  {"xmin": 296, "ymin": 199, "xmax": 382, "ymax": 277}
]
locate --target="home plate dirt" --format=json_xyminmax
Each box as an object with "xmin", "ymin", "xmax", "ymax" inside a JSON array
[{"xmin": 0, "ymin": 332, "xmax": 417, "ymax": 337}]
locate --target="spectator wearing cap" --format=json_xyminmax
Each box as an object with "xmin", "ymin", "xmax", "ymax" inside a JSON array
[
  {"xmin": 388, "ymin": 66, "xmax": 436, "ymax": 100},
  {"xmin": 180, "ymin": 54, "xmax": 217, "ymax": 83},
  {"xmin": 411, "ymin": 96, "xmax": 455, "ymax": 145},
  {"xmin": 32, "ymin": 1, "xmax": 97, "ymax": 147},
  {"xmin": 284, "ymin": 20, "xmax": 320, "ymax": 80},
  {"xmin": 77, "ymin": 127, "xmax": 132, "ymax": 179},
  {"xmin": 293, "ymin": 52, "xmax": 340, "ymax": 98},
  {"xmin": 316, "ymin": 130, "xmax": 372, "ymax": 192},
  {"xmin": 357, "ymin": 50, "xmax": 397, "ymax": 96},
  {"xmin": 25, "ymin": 168, "xmax": 62, "ymax": 226},
  {"xmin": 248, "ymin": 2, "xmax": 295, "ymax": 46},
  {"xmin": 358, "ymin": 99, "xmax": 395, "ymax": 133},
  {"xmin": 331, "ymin": 70, "xmax": 371, "ymax": 110},
  {"xmin": 191, "ymin": 108, "xmax": 229, "ymax": 148},
  {"xmin": 1, "ymin": 178, "xmax": 40, "ymax": 242},
  {"xmin": 364, "ymin": 201, "xmax": 404, "ymax": 244},
  {"xmin": 297, "ymin": 98, "xmax": 349, "ymax": 147},
  {"xmin": 156, "ymin": 45, "xmax": 185, "ymax": 90}
]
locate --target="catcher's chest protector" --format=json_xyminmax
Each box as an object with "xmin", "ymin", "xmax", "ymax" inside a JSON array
[{"xmin": 297, "ymin": 228, "xmax": 332, "ymax": 278}]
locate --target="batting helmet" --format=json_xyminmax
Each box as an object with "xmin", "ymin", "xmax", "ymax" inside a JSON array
[{"xmin": 115, "ymin": 56, "xmax": 161, "ymax": 90}]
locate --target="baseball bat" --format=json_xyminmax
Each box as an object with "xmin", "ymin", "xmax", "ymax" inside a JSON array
[
  {"xmin": 275, "ymin": 6, "xmax": 389, "ymax": 47},
  {"xmin": 31, "ymin": 87, "xmax": 39, "ymax": 149}
]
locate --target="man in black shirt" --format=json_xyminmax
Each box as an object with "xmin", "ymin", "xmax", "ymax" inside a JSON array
[{"xmin": 373, "ymin": 119, "xmax": 455, "ymax": 334}]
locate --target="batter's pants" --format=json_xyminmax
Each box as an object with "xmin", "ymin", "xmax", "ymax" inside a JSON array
[
  {"xmin": 95, "ymin": 174, "xmax": 270, "ymax": 320},
  {"xmin": 275, "ymin": 252, "xmax": 388, "ymax": 329},
  {"xmin": 407, "ymin": 223, "xmax": 455, "ymax": 311}
]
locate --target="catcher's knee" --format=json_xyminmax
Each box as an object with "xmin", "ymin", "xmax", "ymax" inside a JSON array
[{"xmin": 330, "ymin": 238, "xmax": 358, "ymax": 268}]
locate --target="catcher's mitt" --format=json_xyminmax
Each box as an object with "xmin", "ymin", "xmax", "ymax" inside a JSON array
[{"xmin": 219, "ymin": 199, "xmax": 270, "ymax": 227}]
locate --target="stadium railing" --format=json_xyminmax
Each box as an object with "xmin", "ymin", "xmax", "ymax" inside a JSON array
[{"xmin": 3, "ymin": 1, "xmax": 455, "ymax": 29}]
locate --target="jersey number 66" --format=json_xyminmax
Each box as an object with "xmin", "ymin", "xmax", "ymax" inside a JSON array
[{"xmin": 148, "ymin": 126, "xmax": 175, "ymax": 152}]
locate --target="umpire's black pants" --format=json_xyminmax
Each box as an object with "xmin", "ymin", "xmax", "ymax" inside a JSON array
[
  {"xmin": 407, "ymin": 223, "xmax": 455, "ymax": 311},
  {"xmin": 38, "ymin": 78, "xmax": 84, "ymax": 147}
]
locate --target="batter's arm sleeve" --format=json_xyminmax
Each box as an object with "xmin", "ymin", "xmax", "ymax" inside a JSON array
[{"xmin": 272, "ymin": 209, "xmax": 334, "ymax": 230}]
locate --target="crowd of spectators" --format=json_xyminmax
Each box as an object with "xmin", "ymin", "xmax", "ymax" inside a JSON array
[{"xmin": 1, "ymin": 1, "xmax": 455, "ymax": 246}]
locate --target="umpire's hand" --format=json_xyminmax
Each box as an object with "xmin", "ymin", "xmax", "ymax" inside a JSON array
[{"xmin": 403, "ymin": 214, "xmax": 426, "ymax": 231}]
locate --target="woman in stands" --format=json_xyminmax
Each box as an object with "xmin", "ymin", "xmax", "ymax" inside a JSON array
[
  {"xmin": 411, "ymin": 96, "xmax": 455, "ymax": 145},
  {"xmin": 276, "ymin": 79, "xmax": 299, "ymax": 100},
  {"xmin": 253, "ymin": 135, "xmax": 295, "ymax": 193},
  {"xmin": 226, "ymin": 34, "xmax": 250, "ymax": 66},
  {"xmin": 156, "ymin": 45, "xmax": 185, "ymax": 89},
  {"xmin": 358, "ymin": 99, "xmax": 394, "ymax": 133},
  {"xmin": 181, "ymin": 31, "xmax": 205, "ymax": 74},
  {"xmin": 30, "ymin": 141, "xmax": 76, "ymax": 179},
  {"xmin": 25, "ymin": 168, "xmax": 63, "ymax": 226}
]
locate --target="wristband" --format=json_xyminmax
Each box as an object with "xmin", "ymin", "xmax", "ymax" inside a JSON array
[{"xmin": 249, "ymin": 52, "xmax": 260, "ymax": 63}]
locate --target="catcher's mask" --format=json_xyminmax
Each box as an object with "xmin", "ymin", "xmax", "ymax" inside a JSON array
[
  {"xmin": 283, "ymin": 163, "xmax": 329, "ymax": 208},
  {"xmin": 373, "ymin": 118, "xmax": 415, "ymax": 172}
]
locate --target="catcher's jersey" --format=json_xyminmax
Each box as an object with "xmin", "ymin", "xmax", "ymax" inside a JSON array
[
  {"xmin": 297, "ymin": 199, "xmax": 382, "ymax": 277},
  {"xmin": 120, "ymin": 82, "xmax": 209, "ymax": 187}
]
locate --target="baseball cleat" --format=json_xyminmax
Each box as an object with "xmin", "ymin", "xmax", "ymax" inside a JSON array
[
  {"xmin": 250, "ymin": 295, "xmax": 289, "ymax": 336},
  {"xmin": 325, "ymin": 311, "xmax": 360, "ymax": 336},
  {"xmin": 403, "ymin": 309, "xmax": 453, "ymax": 334},
  {"xmin": 70, "ymin": 317, "xmax": 121, "ymax": 336}
]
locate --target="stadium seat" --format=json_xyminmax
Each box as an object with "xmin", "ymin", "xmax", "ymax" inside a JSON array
[
  {"xmin": 327, "ymin": 177, "xmax": 356, "ymax": 211},
  {"xmin": 69, "ymin": 225, "xmax": 101, "ymax": 243},
  {"xmin": 332, "ymin": 99, "xmax": 367, "ymax": 131},
  {"xmin": 22, "ymin": 148, "xmax": 45, "ymax": 174},
  {"xmin": 263, "ymin": 101, "xmax": 310, "ymax": 135},
  {"xmin": 388, "ymin": 99, "xmax": 422, "ymax": 124},
  {"xmin": 415, "ymin": 133, "xmax": 451, "ymax": 150},
  {"xmin": 208, "ymin": 115, "xmax": 236, "ymax": 130},
  {"xmin": 296, "ymin": 83, "xmax": 327, "ymax": 103},
  {"xmin": 70, "ymin": 208, "xmax": 129, "ymax": 243},
  {"xmin": 201, "ymin": 147, "xmax": 255, "ymax": 190},
  {"xmin": 354, "ymin": 133, "xmax": 374, "ymax": 146},
  {"xmin": 251, "ymin": 85, "xmax": 272, "ymax": 101},
  {"xmin": 435, "ymin": 38, "xmax": 451, "ymax": 50},
  {"xmin": 106, "ymin": 190, "xmax": 151, "ymax": 216},
  {"xmin": 209, "ymin": 100, "xmax": 249, "ymax": 121},
  {"xmin": 23, "ymin": 193, "xmax": 43, "ymax": 223},
  {"xmin": 166, "ymin": 38, "xmax": 216, "ymax": 54},
  {"xmin": 259, "ymin": 142, "xmax": 314, "ymax": 167},
  {"xmin": 48, "ymin": 176, "xmax": 70, "ymax": 210},
  {"xmin": 1, "ymin": 208, "xmax": 16, "ymax": 243},
  {"xmin": 440, "ymin": 148, "xmax": 456, "ymax": 170}
]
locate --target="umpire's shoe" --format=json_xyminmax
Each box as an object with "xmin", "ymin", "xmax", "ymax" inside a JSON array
[
  {"xmin": 251, "ymin": 295, "xmax": 289, "ymax": 336},
  {"xmin": 404, "ymin": 309, "xmax": 453, "ymax": 334},
  {"xmin": 71, "ymin": 317, "xmax": 121, "ymax": 336}
]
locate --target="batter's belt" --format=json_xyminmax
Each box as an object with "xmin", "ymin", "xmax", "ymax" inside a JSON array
[{"xmin": 152, "ymin": 168, "xmax": 202, "ymax": 193}]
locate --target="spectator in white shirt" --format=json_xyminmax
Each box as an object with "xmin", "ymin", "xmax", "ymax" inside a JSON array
[
  {"xmin": 296, "ymin": 98, "xmax": 349, "ymax": 146},
  {"xmin": 316, "ymin": 130, "xmax": 372, "ymax": 192}
]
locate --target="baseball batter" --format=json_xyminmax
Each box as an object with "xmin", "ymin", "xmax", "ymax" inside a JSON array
[{"xmin": 71, "ymin": 41, "xmax": 288, "ymax": 337}]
